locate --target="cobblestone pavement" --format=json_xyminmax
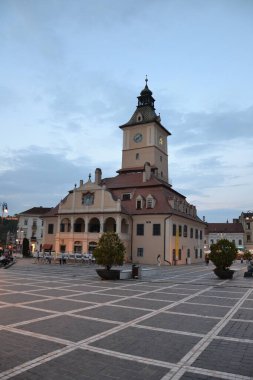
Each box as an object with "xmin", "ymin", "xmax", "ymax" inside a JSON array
[{"xmin": 0, "ymin": 259, "xmax": 253, "ymax": 380}]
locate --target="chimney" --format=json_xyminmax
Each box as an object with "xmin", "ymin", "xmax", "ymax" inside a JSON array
[
  {"xmin": 143, "ymin": 162, "xmax": 151, "ymax": 182},
  {"xmin": 95, "ymin": 168, "xmax": 102, "ymax": 185}
]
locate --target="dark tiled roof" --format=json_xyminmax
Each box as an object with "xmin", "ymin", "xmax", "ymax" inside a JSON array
[
  {"xmin": 242, "ymin": 212, "xmax": 253, "ymax": 218},
  {"xmin": 120, "ymin": 105, "xmax": 158, "ymax": 126},
  {"xmin": 104, "ymin": 173, "xmax": 203, "ymax": 223},
  {"xmin": 119, "ymin": 105, "xmax": 170, "ymax": 135},
  {"xmin": 42, "ymin": 205, "xmax": 59, "ymax": 217},
  {"xmin": 206, "ymin": 223, "xmax": 244, "ymax": 234},
  {"xmin": 18, "ymin": 207, "xmax": 53, "ymax": 216},
  {"xmin": 104, "ymin": 172, "xmax": 176, "ymax": 191}
]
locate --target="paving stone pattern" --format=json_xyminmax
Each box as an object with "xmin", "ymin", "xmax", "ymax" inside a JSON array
[{"xmin": 0, "ymin": 259, "xmax": 253, "ymax": 379}]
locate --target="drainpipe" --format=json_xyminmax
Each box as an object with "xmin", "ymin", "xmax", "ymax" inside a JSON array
[
  {"xmin": 164, "ymin": 214, "xmax": 172, "ymax": 265},
  {"xmin": 129, "ymin": 215, "xmax": 133, "ymax": 262}
]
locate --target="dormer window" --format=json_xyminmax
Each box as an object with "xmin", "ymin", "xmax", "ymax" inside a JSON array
[
  {"xmin": 136, "ymin": 112, "xmax": 143, "ymax": 122},
  {"xmin": 122, "ymin": 193, "xmax": 131, "ymax": 201},
  {"xmin": 146, "ymin": 194, "xmax": 155, "ymax": 209},
  {"xmin": 136, "ymin": 195, "xmax": 144, "ymax": 210}
]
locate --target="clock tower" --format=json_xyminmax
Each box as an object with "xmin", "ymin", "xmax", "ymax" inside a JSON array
[{"xmin": 119, "ymin": 78, "xmax": 171, "ymax": 183}]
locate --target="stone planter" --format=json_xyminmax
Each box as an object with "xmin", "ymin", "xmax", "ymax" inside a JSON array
[
  {"xmin": 96, "ymin": 268, "xmax": 121, "ymax": 280},
  {"xmin": 213, "ymin": 268, "xmax": 234, "ymax": 279}
]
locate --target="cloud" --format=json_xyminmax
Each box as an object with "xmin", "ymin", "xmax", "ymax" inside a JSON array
[{"xmin": 0, "ymin": 147, "xmax": 116, "ymax": 214}]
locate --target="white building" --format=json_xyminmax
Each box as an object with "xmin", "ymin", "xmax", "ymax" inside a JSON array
[
  {"xmin": 204, "ymin": 222, "xmax": 244, "ymax": 254},
  {"xmin": 17, "ymin": 207, "xmax": 52, "ymax": 253}
]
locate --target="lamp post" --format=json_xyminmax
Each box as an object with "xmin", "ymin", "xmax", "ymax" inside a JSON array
[
  {"xmin": 17, "ymin": 229, "xmax": 24, "ymax": 254},
  {"xmin": 1, "ymin": 202, "xmax": 8, "ymax": 223}
]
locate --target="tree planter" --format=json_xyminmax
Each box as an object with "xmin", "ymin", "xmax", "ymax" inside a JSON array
[
  {"xmin": 96, "ymin": 268, "xmax": 121, "ymax": 280},
  {"xmin": 213, "ymin": 268, "xmax": 234, "ymax": 279}
]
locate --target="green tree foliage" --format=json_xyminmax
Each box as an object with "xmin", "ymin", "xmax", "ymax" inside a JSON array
[
  {"xmin": 243, "ymin": 250, "xmax": 252, "ymax": 261},
  {"xmin": 209, "ymin": 239, "xmax": 237, "ymax": 270},
  {"xmin": 93, "ymin": 232, "xmax": 125, "ymax": 270}
]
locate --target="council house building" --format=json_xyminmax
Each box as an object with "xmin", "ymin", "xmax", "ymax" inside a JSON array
[{"xmin": 42, "ymin": 79, "xmax": 206, "ymax": 265}]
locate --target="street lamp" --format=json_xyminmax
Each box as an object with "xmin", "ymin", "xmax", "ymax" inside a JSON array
[
  {"xmin": 17, "ymin": 229, "xmax": 24, "ymax": 254},
  {"xmin": 1, "ymin": 202, "xmax": 8, "ymax": 223}
]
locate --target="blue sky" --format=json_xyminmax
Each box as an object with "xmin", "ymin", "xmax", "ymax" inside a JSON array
[{"xmin": 1, "ymin": 0, "xmax": 253, "ymax": 222}]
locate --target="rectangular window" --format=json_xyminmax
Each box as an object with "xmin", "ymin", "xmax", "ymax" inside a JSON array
[
  {"xmin": 60, "ymin": 223, "xmax": 65, "ymax": 232},
  {"xmin": 239, "ymin": 239, "xmax": 242, "ymax": 245},
  {"xmin": 179, "ymin": 225, "xmax": 182, "ymax": 237},
  {"xmin": 178, "ymin": 249, "xmax": 182, "ymax": 260},
  {"xmin": 137, "ymin": 248, "xmax": 144, "ymax": 257},
  {"xmin": 199, "ymin": 249, "xmax": 202, "ymax": 258},
  {"xmin": 195, "ymin": 249, "xmax": 198, "ymax": 259},
  {"xmin": 173, "ymin": 224, "xmax": 177, "ymax": 236},
  {"xmin": 187, "ymin": 249, "xmax": 191, "ymax": 258},
  {"xmin": 153, "ymin": 224, "xmax": 161, "ymax": 236},
  {"xmin": 183, "ymin": 225, "xmax": 188, "ymax": 237},
  {"xmin": 136, "ymin": 224, "xmax": 144, "ymax": 236},
  {"xmin": 195, "ymin": 229, "xmax": 198, "ymax": 239},
  {"xmin": 190, "ymin": 228, "xmax": 193, "ymax": 238},
  {"xmin": 122, "ymin": 193, "xmax": 131, "ymax": 201},
  {"xmin": 200, "ymin": 230, "xmax": 203, "ymax": 240},
  {"xmin": 48, "ymin": 224, "xmax": 54, "ymax": 234}
]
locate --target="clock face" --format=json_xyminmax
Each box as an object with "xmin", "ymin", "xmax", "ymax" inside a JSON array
[
  {"xmin": 133, "ymin": 133, "xmax": 143, "ymax": 143},
  {"xmin": 159, "ymin": 136, "xmax": 164, "ymax": 145}
]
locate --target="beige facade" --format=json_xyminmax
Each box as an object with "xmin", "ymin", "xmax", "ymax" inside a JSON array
[
  {"xmin": 238, "ymin": 212, "xmax": 253, "ymax": 252},
  {"xmin": 42, "ymin": 80, "xmax": 205, "ymax": 265}
]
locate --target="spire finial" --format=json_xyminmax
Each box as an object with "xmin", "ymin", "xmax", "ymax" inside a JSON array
[
  {"xmin": 88, "ymin": 173, "xmax": 91, "ymax": 182},
  {"xmin": 145, "ymin": 75, "xmax": 148, "ymax": 86}
]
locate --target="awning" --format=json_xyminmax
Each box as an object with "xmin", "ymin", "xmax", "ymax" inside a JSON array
[{"xmin": 42, "ymin": 244, "xmax": 53, "ymax": 250}]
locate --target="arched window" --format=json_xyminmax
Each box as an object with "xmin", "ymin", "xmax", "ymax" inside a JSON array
[
  {"xmin": 74, "ymin": 218, "xmax": 85, "ymax": 233},
  {"xmin": 89, "ymin": 218, "xmax": 100, "ymax": 233},
  {"xmin": 104, "ymin": 217, "xmax": 116, "ymax": 232}
]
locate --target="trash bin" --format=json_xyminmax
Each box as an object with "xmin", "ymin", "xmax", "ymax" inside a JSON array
[{"xmin": 132, "ymin": 264, "xmax": 140, "ymax": 279}]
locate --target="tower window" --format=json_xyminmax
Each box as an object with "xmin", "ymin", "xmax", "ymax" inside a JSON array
[{"xmin": 136, "ymin": 153, "xmax": 140, "ymax": 160}]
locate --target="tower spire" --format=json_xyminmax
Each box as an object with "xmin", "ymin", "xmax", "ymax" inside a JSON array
[{"xmin": 137, "ymin": 76, "xmax": 155, "ymax": 109}]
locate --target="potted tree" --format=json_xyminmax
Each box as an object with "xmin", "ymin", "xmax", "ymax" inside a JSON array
[
  {"xmin": 93, "ymin": 232, "xmax": 125, "ymax": 280},
  {"xmin": 209, "ymin": 239, "xmax": 237, "ymax": 279}
]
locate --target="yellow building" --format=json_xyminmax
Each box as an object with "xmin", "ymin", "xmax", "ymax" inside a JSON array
[{"xmin": 43, "ymin": 79, "xmax": 206, "ymax": 265}]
